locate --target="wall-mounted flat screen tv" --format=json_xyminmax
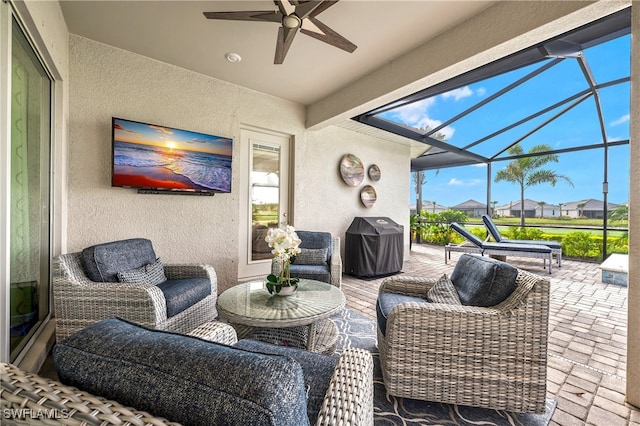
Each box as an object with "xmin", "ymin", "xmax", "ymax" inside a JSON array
[{"xmin": 112, "ymin": 117, "xmax": 232, "ymax": 194}]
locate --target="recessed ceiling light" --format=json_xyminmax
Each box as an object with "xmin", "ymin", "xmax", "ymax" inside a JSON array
[{"xmin": 225, "ymin": 52, "xmax": 242, "ymax": 63}]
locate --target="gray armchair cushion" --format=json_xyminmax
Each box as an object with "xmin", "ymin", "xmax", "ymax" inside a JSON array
[
  {"xmin": 289, "ymin": 264, "xmax": 330, "ymax": 283},
  {"xmin": 157, "ymin": 278, "xmax": 211, "ymax": 317},
  {"xmin": 81, "ymin": 238, "xmax": 156, "ymax": 282},
  {"xmin": 234, "ymin": 339, "xmax": 338, "ymax": 425},
  {"xmin": 117, "ymin": 258, "xmax": 167, "ymax": 285},
  {"xmin": 296, "ymin": 231, "xmax": 332, "ymax": 260},
  {"xmin": 53, "ymin": 318, "xmax": 310, "ymax": 426},
  {"xmin": 376, "ymin": 292, "xmax": 425, "ymax": 336},
  {"xmin": 450, "ymin": 254, "xmax": 518, "ymax": 307}
]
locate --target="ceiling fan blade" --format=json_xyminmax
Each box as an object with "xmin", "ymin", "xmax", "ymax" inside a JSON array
[
  {"xmin": 203, "ymin": 11, "xmax": 281, "ymax": 24},
  {"xmin": 300, "ymin": 18, "xmax": 324, "ymax": 36},
  {"xmin": 295, "ymin": 0, "xmax": 334, "ymax": 20},
  {"xmin": 300, "ymin": 17, "xmax": 357, "ymax": 53},
  {"xmin": 275, "ymin": 0, "xmax": 295, "ymax": 17},
  {"xmin": 274, "ymin": 26, "xmax": 299, "ymax": 64}
]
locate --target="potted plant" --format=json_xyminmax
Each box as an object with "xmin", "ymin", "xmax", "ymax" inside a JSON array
[{"xmin": 264, "ymin": 225, "xmax": 302, "ymax": 295}]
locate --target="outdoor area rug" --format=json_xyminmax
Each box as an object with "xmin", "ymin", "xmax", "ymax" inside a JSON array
[{"xmin": 330, "ymin": 309, "xmax": 557, "ymax": 426}]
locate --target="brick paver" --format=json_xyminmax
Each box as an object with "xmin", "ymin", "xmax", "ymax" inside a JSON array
[{"xmin": 342, "ymin": 243, "xmax": 640, "ymax": 424}]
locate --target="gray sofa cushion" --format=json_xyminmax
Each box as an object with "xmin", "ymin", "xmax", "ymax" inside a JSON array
[
  {"xmin": 157, "ymin": 278, "xmax": 211, "ymax": 317},
  {"xmin": 82, "ymin": 238, "xmax": 156, "ymax": 282},
  {"xmin": 53, "ymin": 318, "xmax": 310, "ymax": 426},
  {"xmin": 376, "ymin": 292, "xmax": 425, "ymax": 336},
  {"xmin": 450, "ymin": 254, "xmax": 518, "ymax": 307},
  {"xmin": 234, "ymin": 339, "xmax": 338, "ymax": 425},
  {"xmin": 117, "ymin": 258, "xmax": 167, "ymax": 285}
]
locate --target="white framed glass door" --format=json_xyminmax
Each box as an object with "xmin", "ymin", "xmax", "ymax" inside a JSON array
[{"xmin": 238, "ymin": 128, "xmax": 291, "ymax": 279}]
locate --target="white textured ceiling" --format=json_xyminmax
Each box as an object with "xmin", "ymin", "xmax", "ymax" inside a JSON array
[{"xmin": 59, "ymin": 1, "xmax": 495, "ymax": 106}]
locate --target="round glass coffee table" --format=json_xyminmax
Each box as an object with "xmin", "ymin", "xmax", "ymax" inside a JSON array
[{"xmin": 217, "ymin": 279, "xmax": 345, "ymax": 354}]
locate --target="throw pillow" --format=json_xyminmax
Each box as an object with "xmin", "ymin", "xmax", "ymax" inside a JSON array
[
  {"xmin": 426, "ymin": 274, "xmax": 462, "ymax": 305},
  {"xmin": 293, "ymin": 248, "xmax": 328, "ymax": 265},
  {"xmin": 117, "ymin": 258, "xmax": 167, "ymax": 285}
]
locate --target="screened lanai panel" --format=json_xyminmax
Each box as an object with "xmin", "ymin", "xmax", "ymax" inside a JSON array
[
  {"xmin": 599, "ymin": 84, "xmax": 631, "ymax": 140},
  {"xmin": 356, "ymin": 9, "xmax": 631, "ymax": 173},
  {"xmin": 585, "ymin": 35, "xmax": 630, "ymax": 82}
]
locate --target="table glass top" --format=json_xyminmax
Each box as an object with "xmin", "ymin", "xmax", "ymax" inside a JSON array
[{"xmin": 217, "ymin": 279, "xmax": 345, "ymax": 325}]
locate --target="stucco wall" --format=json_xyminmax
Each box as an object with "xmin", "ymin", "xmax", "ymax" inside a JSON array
[
  {"xmin": 67, "ymin": 35, "xmax": 410, "ymax": 292},
  {"xmin": 294, "ymin": 125, "xmax": 410, "ymax": 247}
]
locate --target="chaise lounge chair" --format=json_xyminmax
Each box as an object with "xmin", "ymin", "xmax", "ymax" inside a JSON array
[
  {"xmin": 446, "ymin": 222, "xmax": 554, "ymax": 273},
  {"xmin": 482, "ymin": 214, "xmax": 562, "ymax": 267}
]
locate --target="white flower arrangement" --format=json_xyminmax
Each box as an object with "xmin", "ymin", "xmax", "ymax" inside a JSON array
[{"xmin": 265, "ymin": 225, "xmax": 302, "ymax": 293}]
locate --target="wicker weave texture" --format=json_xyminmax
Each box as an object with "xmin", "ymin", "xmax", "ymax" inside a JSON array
[
  {"xmin": 188, "ymin": 321, "xmax": 238, "ymax": 345},
  {"xmin": 377, "ymin": 269, "xmax": 550, "ymax": 414},
  {"xmin": 0, "ymin": 363, "xmax": 180, "ymax": 425},
  {"xmin": 1, "ymin": 347, "xmax": 373, "ymax": 425},
  {"xmin": 53, "ymin": 253, "xmax": 218, "ymax": 341}
]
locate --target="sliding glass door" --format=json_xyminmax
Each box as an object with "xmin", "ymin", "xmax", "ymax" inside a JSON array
[{"xmin": 8, "ymin": 18, "xmax": 52, "ymax": 361}]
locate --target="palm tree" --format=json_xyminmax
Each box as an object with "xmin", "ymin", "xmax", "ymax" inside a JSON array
[
  {"xmin": 577, "ymin": 202, "xmax": 586, "ymax": 218},
  {"xmin": 538, "ymin": 201, "xmax": 546, "ymax": 218},
  {"xmin": 558, "ymin": 202, "xmax": 564, "ymax": 218},
  {"xmin": 494, "ymin": 144, "xmax": 573, "ymax": 227},
  {"xmin": 491, "ymin": 200, "xmax": 498, "ymax": 217}
]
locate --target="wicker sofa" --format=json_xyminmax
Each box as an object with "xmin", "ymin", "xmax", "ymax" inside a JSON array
[
  {"xmin": 376, "ymin": 254, "xmax": 550, "ymax": 414},
  {"xmin": 1, "ymin": 319, "xmax": 374, "ymax": 426},
  {"xmin": 53, "ymin": 238, "xmax": 218, "ymax": 341}
]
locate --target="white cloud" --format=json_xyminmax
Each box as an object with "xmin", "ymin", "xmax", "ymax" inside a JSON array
[
  {"xmin": 441, "ymin": 86, "xmax": 473, "ymax": 101},
  {"xmin": 610, "ymin": 114, "xmax": 630, "ymax": 127},
  {"xmin": 476, "ymin": 87, "xmax": 487, "ymax": 97},
  {"xmin": 392, "ymin": 98, "xmax": 455, "ymax": 139},
  {"xmin": 448, "ymin": 178, "xmax": 482, "ymax": 186}
]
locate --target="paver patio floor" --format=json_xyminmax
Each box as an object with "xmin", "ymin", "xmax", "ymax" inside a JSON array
[{"xmin": 341, "ymin": 243, "xmax": 639, "ymax": 425}]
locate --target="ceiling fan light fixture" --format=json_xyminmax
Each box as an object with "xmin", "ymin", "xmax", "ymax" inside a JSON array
[
  {"xmin": 225, "ymin": 52, "xmax": 242, "ymax": 63},
  {"xmin": 283, "ymin": 15, "xmax": 301, "ymax": 29}
]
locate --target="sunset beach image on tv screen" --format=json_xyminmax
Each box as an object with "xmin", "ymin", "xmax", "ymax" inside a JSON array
[{"xmin": 112, "ymin": 118, "xmax": 232, "ymax": 193}]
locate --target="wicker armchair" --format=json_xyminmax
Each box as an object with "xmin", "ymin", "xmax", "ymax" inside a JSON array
[
  {"xmin": 1, "ymin": 347, "xmax": 373, "ymax": 426},
  {"xmin": 53, "ymin": 252, "xmax": 218, "ymax": 341},
  {"xmin": 272, "ymin": 230, "xmax": 342, "ymax": 288},
  {"xmin": 377, "ymin": 267, "xmax": 550, "ymax": 414}
]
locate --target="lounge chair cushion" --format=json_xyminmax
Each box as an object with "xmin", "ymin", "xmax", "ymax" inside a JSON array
[
  {"xmin": 376, "ymin": 292, "xmax": 425, "ymax": 336},
  {"xmin": 426, "ymin": 274, "xmax": 462, "ymax": 305},
  {"xmin": 234, "ymin": 339, "xmax": 338, "ymax": 425},
  {"xmin": 81, "ymin": 238, "xmax": 157, "ymax": 282},
  {"xmin": 450, "ymin": 254, "xmax": 518, "ymax": 307},
  {"xmin": 483, "ymin": 242, "xmax": 551, "ymax": 253},
  {"xmin": 54, "ymin": 318, "xmax": 310, "ymax": 426}
]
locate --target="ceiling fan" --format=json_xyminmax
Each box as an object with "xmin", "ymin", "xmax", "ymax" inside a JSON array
[{"xmin": 204, "ymin": 0, "xmax": 357, "ymax": 64}]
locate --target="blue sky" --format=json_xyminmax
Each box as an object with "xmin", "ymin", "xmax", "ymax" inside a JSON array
[{"xmin": 391, "ymin": 34, "xmax": 631, "ymax": 209}]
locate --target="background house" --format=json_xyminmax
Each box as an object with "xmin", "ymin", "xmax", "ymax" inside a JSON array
[{"xmin": 562, "ymin": 199, "xmax": 621, "ymax": 219}]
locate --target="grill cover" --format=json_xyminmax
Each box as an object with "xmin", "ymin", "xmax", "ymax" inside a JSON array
[{"xmin": 345, "ymin": 217, "xmax": 404, "ymax": 277}]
